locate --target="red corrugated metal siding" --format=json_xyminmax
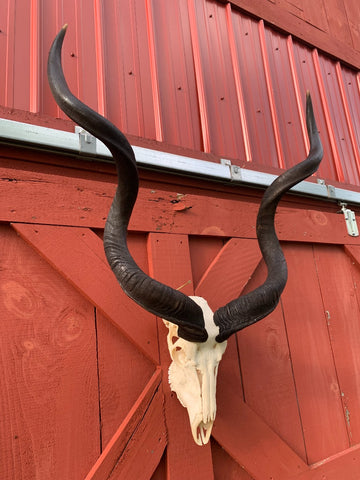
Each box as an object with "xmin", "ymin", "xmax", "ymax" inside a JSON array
[
  {"xmin": 0, "ymin": 0, "xmax": 359, "ymax": 187},
  {"xmin": 152, "ymin": 0, "xmax": 202, "ymax": 150}
]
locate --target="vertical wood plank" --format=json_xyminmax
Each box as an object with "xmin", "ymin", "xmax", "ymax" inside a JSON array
[
  {"xmin": 281, "ymin": 243, "xmax": 349, "ymax": 463},
  {"xmin": 84, "ymin": 369, "xmax": 165, "ymax": 480},
  {"xmin": 237, "ymin": 260, "xmax": 307, "ymax": 461},
  {"xmin": 0, "ymin": 226, "xmax": 100, "ymax": 480},
  {"xmin": 195, "ymin": 238, "xmax": 261, "ymax": 426},
  {"xmin": 318, "ymin": 244, "xmax": 360, "ymax": 443},
  {"xmin": 96, "ymin": 310, "xmax": 156, "ymax": 448},
  {"xmin": 148, "ymin": 232, "xmax": 214, "ymax": 480}
]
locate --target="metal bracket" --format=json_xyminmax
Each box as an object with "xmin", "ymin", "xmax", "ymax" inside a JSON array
[
  {"xmin": 220, "ymin": 159, "xmax": 242, "ymax": 181},
  {"xmin": 230, "ymin": 165, "xmax": 242, "ymax": 181},
  {"xmin": 339, "ymin": 202, "xmax": 359, "ymax": 237},
  {"xmin": 75, "ymin": 126, "xmax": 97, "ymax": 155}
]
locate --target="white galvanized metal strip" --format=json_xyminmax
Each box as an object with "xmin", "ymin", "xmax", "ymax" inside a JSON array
[
  {"xmin": 0, "ymin": 118, "xmax": 79, "ymax": 152},
  {"xmin": 0, "ymin": 117, "xmax": 359, "ymax": 206}
]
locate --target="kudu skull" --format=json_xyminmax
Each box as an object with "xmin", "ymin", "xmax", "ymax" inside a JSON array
[{"xmin": 48, "ymin": 26, "xmax": 323, "ymax": 446}]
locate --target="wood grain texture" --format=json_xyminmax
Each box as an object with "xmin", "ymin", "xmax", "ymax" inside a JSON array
[
  {"xmin": 189, "ymin": 236, "xmax": 224, "ymax": 288},
  {"xmin": 208, "ymin": 250, "xmax": 307, "ymax": 478},
  {"xmin": 196, "ymin": 238, "xmax": 307, "ymax": 477},
  {"xmin": 150, "ymin": 451, "xmax": 166, "ymax": 480},
  {"xmin": 315, "ymin": 245, "xmax": 360, "ymax": 445},
  {"xmin": 0, "ymin": 226, "xmax": 100, "ymax": 480},
  {"xmin": 237, "ymin": 261, "xmax": 307, "ymax": 461},
  {"xmin": 148, "ymin": 232, "xmax": 215, "ymax": 480},
  {"xmin": 96, "ymin": 310, "xmax": 156, "ymax": 448},
  {"xmin": 195, "ymin": 238, "xmax": 262, "ymax": 311},
  {"xmin": 281, "ymin": 243, "xmax": 349, "ymax": 463},
  {"xmin": 213, "ymin": 392, "xmax": 308, "ymax": 479},
  {"xmin": 230, "ymin": 0, "xmax": 360, "ymax": 68},
  {"xmin": 12, "ymin": 224, "xmax": 158, "ymax": 363},
  {"xmin": 289, "ymin": 444, "xmax": 360, "ymax": 479},
  {"xmin": 1, "ymin": 161, "xmax": 358, "ymax": 244},
  {"xmin": 84, "ymin": 368, "xmax": 166, "ymax": 480},
  {"xmin": 211, "ymin": 440, "xmax": 255, "ymax": 480}
]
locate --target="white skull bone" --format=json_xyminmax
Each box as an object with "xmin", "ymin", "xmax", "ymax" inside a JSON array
[{"xmin": 163, "ymin": 296, "xmax": 227, "ymax": 446}]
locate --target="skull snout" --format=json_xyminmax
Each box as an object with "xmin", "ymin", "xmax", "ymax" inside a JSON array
[
  {"xmin": 164, "ymin": 300, "xmax": 227, "ymax": 445},
  {"xmin": 167, "ymin": 334, "xmax": 226, "ymax": 445}
]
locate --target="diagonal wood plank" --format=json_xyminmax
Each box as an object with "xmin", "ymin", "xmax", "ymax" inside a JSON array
[
  {"xmin": 0, "ymin": 226, "xmax": 100, "ymax": 479},
  {"xmin": 236, "ymin": 259, "xmax": 307, "ymax": 461},
  {"xmin": 289, "ymin": 444, "xmax": 360, "ymax": 479},
  {"xmin": 196, "ymin": 238, "xmax": 262, "ymax": 311},
  {"xmin": 12, "ymin": 223, "xmax": 158, "ymax": 363},
  {"xmin": 213, "ymin": 397, "xmax": 308, "ymax": 479},
  {"xmin": 344, "ymin": 244, "xmax": 360, "ymax": 267},
  {"xmin": 84, "ymin": 368, "xmax": 166, "ymax": 480},
  {"xmin": 212, "ymin": 307, "xmax": 307, "ymax": 478},
  {"xmin": 197, "ymin": 237, "xmax": 308, "ymax": 478},
  {"xmin": 195, "ymin": 236, "xmax": 261, "ymax": 448},
  {"xmin": 148, "ymin": 232, "xmax": 215, "ymax": 480}
]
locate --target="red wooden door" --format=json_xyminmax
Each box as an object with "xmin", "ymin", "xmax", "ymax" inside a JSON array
[{"xmin": 1, "ymin": 155, "xmax": 360, "ymax": 479}]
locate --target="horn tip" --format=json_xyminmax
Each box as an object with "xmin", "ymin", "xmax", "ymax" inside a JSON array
[{"xmin": 306, "ymin": 90, "xmax": 313, "ymax": 107}]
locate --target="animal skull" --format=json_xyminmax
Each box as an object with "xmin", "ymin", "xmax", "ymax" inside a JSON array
[
  {"xmin": 48, "ymin": 26, "xmax": 323, "ymax": 446},
  {"xmin": 164, "ymin": 297, "xmax": 227, "ymax": 445}
]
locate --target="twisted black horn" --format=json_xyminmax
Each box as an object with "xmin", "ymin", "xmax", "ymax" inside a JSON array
[
  {"xmin": 214, "ymin": 92, "xmax": 323, "ymax": 342},
  {"xmin": 48, "ymin": 25, "xmax": 207, "ymax": 342}
]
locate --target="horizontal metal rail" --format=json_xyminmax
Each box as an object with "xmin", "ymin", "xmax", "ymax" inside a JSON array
[{"xmin": 0, "ymin": 117, "xmax": 359, "ymax": 206}]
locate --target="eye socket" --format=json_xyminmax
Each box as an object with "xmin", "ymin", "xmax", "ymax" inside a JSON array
[{"xmin": 171, "ymin": 345, "xmax": 187, "ymax": 365}]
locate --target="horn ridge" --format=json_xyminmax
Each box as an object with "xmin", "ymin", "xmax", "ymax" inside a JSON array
[
  {"xmin": 48, "ymin": 26, "xmax": 207, "ymax": 343},
  {"xmin": 214, "ymin": 93, "xmax": 323, "ymax": 343}
]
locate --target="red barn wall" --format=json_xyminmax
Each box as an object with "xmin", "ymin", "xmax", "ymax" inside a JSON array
[
  {"xmin": 1, "ymin": 1, "xmax": 360, "ymax": 479},
  {"xmin": 0, "ymin": 0, "xmax": 359, "ymax": 187},
  {"xmin": 231, "ymin": 0, "xmax": 360, "ymax": 69}
]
